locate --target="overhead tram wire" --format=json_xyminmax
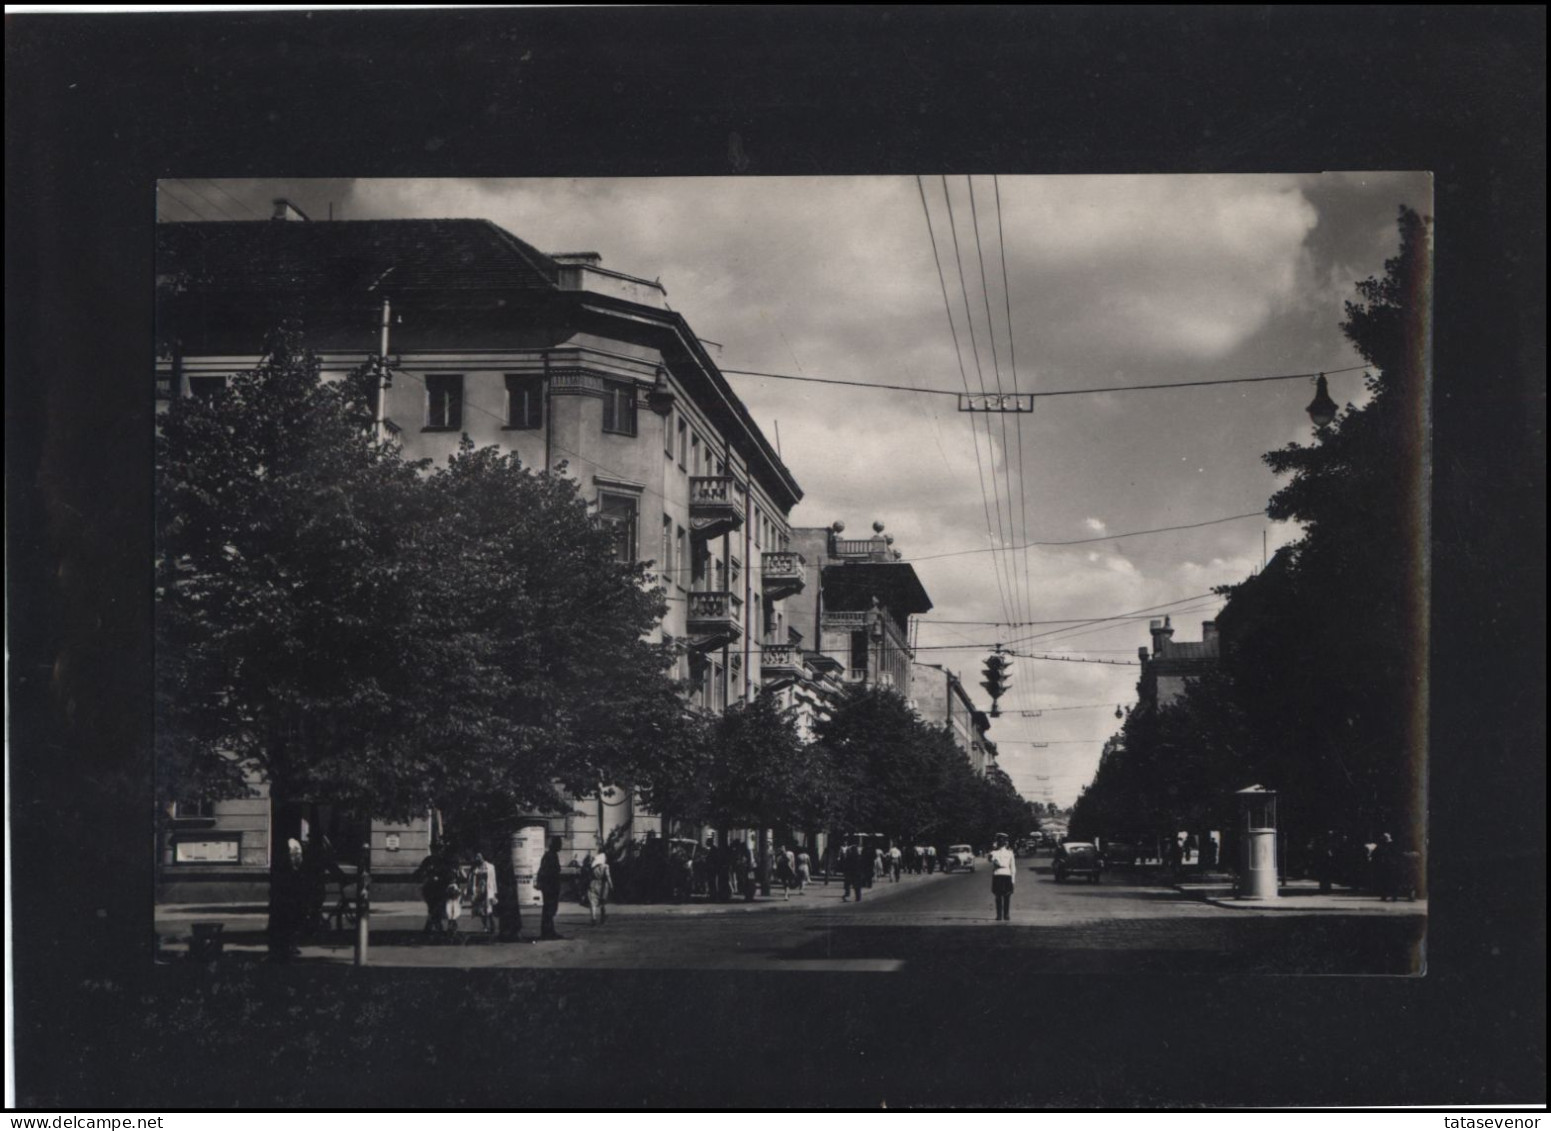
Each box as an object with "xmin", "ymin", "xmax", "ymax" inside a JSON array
[
  {"xmin": 994, "ymin": 173, "xmax": 1038, "ymax": 677},
  {"xmin": 917, "ymin": 175, "xmax": 1016, "ymax": 627},
  {"xmin": 169, "ymin": 179, "xmax": 244, "ymax": 222},
  {"xmin": 200, "ymin": 178, "xmax": 266, "ymax": 219},
  {"xmin": 159, "ymin": 183, "xmax": 217, "ymax": 222},
  {"xmin": 943, "ymin": 175, "xmax": 1020, "ymax": 631},
  {"xmin": 718, "ymin": 363, "xmax": 1373, "ymax": 400},
  {"xmin": 968, "ymin": 176, "xmax": 1026, "ymax": 632},
  {"xmin": 905, "ymin": 510, "xmax": 1267, "ymax": 564}
]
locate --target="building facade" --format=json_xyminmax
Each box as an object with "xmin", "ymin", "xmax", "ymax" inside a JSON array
[
  {"xmin": 909, "ymin": 662, "xmax": 997, "ymax": 775},
  {"xmin": 1135, "ymin": 615, "xmax": 1221, "ymax": 709},
  {"xmin": 155, "ymin": 210, "xmax": 807, "ymax": 894}
]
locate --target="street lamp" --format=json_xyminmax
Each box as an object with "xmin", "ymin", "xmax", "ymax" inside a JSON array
[{"xmin": 1305, "ymin": 373, "xmax": 1338, "ymax": 428}]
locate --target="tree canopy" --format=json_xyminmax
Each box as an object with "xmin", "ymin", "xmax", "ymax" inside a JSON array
[
  {"xmin": 1073, "ymin": 207, "xmax": 1431, "ymax": 847},
  {"xmin": 156, "ymin": 325, "xmax": 694, "ymax": 835}
]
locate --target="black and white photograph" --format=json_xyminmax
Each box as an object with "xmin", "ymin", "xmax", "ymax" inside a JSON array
[
  {"xmin": 7, "ymin": 6, "xmax": 1544, "ymax": 1113},
  {"xmin": 148, "ymin": 171, "xmax": 1432, "ymax": 979}
]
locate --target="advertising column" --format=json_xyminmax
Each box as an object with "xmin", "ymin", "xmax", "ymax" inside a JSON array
[{"xmin": 509, "ymin": 822, "xmax": 548, "ymax": 908}]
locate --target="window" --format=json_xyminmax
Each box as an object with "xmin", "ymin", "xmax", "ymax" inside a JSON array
[
  {"xmin": 691, "ymin": 540, "xmax": 710, "ymax": 592},
  {"xmin": 764, "ymin": 596, "xmax": 778, "ymax": 641},
  {"xmin": 677, "ymin": 418, "xmax": 688, "ymax": 468},
  {"xmin": 675, "ymin": 526, "xmax": 688, "ymax": 589},
  {"xmin": 850, "ymin": 631, "xmax": 869, "ymax": 673},
  {"xmin": 753, "ymin": 506, "xmax": 763, "ymax": 548},
  {"xmin": 602, "ymin": 380, "xmax": 636, "ymax": 436},
  {"xmin": 426, "ymin": 374, "xmax": 463, "ymax": 430},
  {"xmin": 661, "ymin": 515, "xmax": 673, "ymax": 582},
  {"xmin": 690, "ymin": 433, "xmax": 701, "ymax": 476},
  {"xmin": 598, "ymin": 493, "xmax": 638, "ymax": 563},
  {"xmin": 171, "ymin": 798, "xmax": 215, "ymax": 820},
  {"xmin": 188, "ymin": 375, "xmax": 227, "ymax": 399},
  {"xmin": 664, "ymin": 412, "xmax": 675, "ymax": 458},
  {"xmin": 505, "ymin": 374, "xmax": 544, "ymax": 429}
]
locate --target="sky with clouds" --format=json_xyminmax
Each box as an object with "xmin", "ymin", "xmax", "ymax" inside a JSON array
[{"xmin": 160, "ymin": 172, "xmax": 1432, "ymax": 804}]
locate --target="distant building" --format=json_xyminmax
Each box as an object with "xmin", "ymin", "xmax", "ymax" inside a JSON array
[
  {"xmin": 1135, "ymin": 615, "xmax": 1220, "ymax": 709},
  {"xmin": 909, "ymin": 661, "xmax": 996, "ymax": 775},
  {"xmin": 154, "ymin": 210, "xmax": 807, "ymax": 895},
  {"xmin": 785, "ymin": 521, "xmax": 933, "ymax": 693}
]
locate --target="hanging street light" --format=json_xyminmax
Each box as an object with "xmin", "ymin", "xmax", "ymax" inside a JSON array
[{"xmin": 1306, "ymin": 372, "xmax": 1339, "ymax": 428}]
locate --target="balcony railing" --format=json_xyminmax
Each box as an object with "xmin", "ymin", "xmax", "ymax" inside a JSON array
[
  {"xmin": 760, "ymin": 550, "xmax": 807, "ymax": 599},
  {"xmin": 831, "ymin": 536, "xmax": 894, "ymax": 561},
  {"xmin": 689, "ymin": 476, "xmax": 745, "ymax": 540},
  {"xmin": 760, "ymin": 642, "xmax": 804, "ymax": 683},
  {"xmin": 686, "ymin": 590, "xmax": 742, "ymax": 652}
]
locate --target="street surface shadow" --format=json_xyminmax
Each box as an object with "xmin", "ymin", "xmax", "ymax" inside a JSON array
[{"xmin": 781, "ymin": 917, "xmax": 1425, "ymax": 975}]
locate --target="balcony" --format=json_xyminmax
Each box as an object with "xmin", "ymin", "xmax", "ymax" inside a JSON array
[
  {"xmin": 686, "ymin": 591, "xmax": 742, "ymax": 652},
  {"xmin": 689, "ymin": 476, "xmax": 744, "ymax": 540},
  {"xmin": 760, "ymin": 642, "xmax": 804, "ymax": 685},
  {"xmin": 761, "ymin": 550, "xmax": 807, "ymax": 599}
]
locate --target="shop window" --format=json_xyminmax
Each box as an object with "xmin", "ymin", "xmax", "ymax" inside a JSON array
[{"xmin": 188, "ymin": 375, "xmax": 228, "ymax": 399}]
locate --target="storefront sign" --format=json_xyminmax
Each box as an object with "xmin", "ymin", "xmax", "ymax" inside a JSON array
[
  {"xmin": 385, "ymin": 833, "xmax": 401, "ymax": 852},
  {"xmin": 174, "ymin": 838, "xmax": 240, "ymax": 863}
]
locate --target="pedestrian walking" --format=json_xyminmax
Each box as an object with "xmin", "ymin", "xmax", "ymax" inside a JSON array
[
  {"xmin": 467, "ymin": 851, "xmax": 499, "ymax": 937},
  {"xmin": 795, "ymin": 847, "xmax": 811, "ymax": 892},
  {"xmin": 536, "ymin": 836, "xmax": 564, "ymax": 940},
  {"xmin": 413, "ymin": 844, "xmax": 461, "ymax": 936},
  {"xmin": 888, "ymin": 844, "xmax": 903, "ymax": 882},
  {"xmin": 737, "ymin": 841, "xmax": 757, "ymax": 902},
  {"xmin": 774, "ymin": 844, "xmax": 795, "ymax": 900},
  {"xmin": 583, "ymin": 849, "xmax": 614, "ymax": 925},
  {"xmin": 989, "ymin": 833, "xmax": 1017, "ymax": 921},
  {"xmin": 266, "ymin": 837, "xmax": 306, "ymax": 961}
]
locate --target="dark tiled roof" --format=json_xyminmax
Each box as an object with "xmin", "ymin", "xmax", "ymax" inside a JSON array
[
  {"xmin": 1161, "ymin": 641, "xmax": 1218, "ymax": 661},
  {"xmin": 156, "ymin": 219, "xmax": 560, "ymax": 306}
]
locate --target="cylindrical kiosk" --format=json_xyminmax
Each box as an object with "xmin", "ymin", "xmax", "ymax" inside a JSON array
[
  {"xmin": 1236, "ymin": 785, "xmax": 1279, "ymax": 900},
  {"xmin": 509, "ymin": 822, "xmax": 549, "ymax": 909}
]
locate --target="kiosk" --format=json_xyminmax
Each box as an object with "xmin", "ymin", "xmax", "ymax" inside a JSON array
[{"xmin": 1235, "ymin": 785, "xmax": 1279, "ymax": 900}]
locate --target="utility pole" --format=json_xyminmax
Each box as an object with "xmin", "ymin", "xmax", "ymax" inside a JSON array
[{"xmin": 354, "ymin": 836, "xmax": 371, "ymax": 967}]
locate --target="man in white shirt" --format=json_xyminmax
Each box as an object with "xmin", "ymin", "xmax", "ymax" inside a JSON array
[{"xmin": 988, "ymin": 833, "xmax": 1017, "ymax": 922}]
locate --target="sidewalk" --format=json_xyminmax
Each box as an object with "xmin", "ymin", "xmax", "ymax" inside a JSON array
[
  {"xmin": 154, "ymin": 867, "xmax": 950, "ymax": 951},
  {"xmin": 1175, "ymin": 875, "xmax": 1427, "ymax": 914}
]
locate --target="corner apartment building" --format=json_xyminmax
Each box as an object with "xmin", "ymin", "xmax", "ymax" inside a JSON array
[{"xmin": 154, "ymin": 209, "xmax": 806, "ymax": 895}]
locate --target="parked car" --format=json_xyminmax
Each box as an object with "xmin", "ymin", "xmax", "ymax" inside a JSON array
[
  {"xmin": 943, "ymin": 844, "xmax": 976, "ymax": 872},
  {"xmin": 1052, "ymin": 841, "xmax": 1103, "ymax": 884},
  {"xmin": 1101, "ymin": 840, "xmax": 1142, "ymax": 867}
]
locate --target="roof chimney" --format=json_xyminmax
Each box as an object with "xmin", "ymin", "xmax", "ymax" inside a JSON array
[
  {"xmin": 1202, "ymin": 620, "xmax": 1219, "ymax": 654},
  {"xmin": 550, "ymin": 251, "xmax": 602, "ymax": 266},
  {"xmin": 271, "ymin": 198, "xmax": 310, "ymax": 222},
  {"xmin": 1149, "ymin": 616, "xmax": 1174, "ymax": 657}
]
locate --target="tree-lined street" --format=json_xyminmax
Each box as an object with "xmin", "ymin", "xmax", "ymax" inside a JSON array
[{"xmin": 158, "ymin": 851, "xmax": 1424, "ymax": 976}]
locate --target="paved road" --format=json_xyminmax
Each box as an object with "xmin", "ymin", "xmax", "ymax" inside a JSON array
[{"xmin": 160, "ymin": 856, "xmax": 1425, "ymax": 975}]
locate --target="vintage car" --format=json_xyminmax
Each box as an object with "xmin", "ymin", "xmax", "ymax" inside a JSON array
[
  {"xmin": 943, "ymin": 844, "xmax": 976, "ymax": 872},
  {"xmin": 1051, "ymin": 841, "xmax": 1103, "ymax": 884}
]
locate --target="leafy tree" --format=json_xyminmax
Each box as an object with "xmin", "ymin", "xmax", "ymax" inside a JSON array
[
  {"xmin": 1237, "ymin": 205, "xmax": 1430, "ymax": 838},
  {"xmin": 156, "ymin": 325, "xmax": 695, "ymax": 854},
  {"xmin": 691, "ymin": 692, "xmax": 839, "ymax": 832},
  {"xmin": 1075, "ymin": 208, "xmax": 1431, "ymax": 849}
]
